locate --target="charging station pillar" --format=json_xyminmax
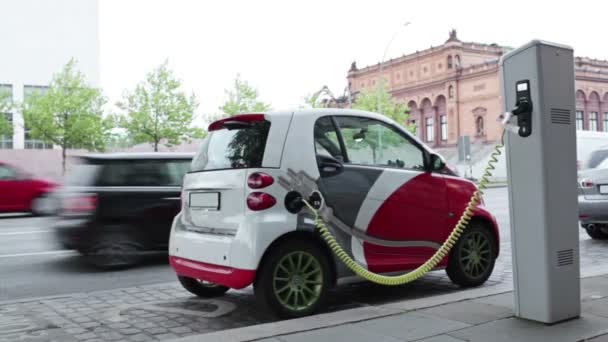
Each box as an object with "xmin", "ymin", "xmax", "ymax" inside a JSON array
[{"xmin": 500, "ymin": 40, "xmax": 580, "ymax": 323}]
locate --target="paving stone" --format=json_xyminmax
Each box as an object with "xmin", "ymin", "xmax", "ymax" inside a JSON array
[
  {"xmin": 81, "ymin": 321, "xmax": 102, "ymax": 329},
  {"xmin": 108, "ymin": 322, "xmax": 131, "ymax": 329},
  {"xmin": 75, "ymin": 332, "xmax": 98, "ymax": 340},
  {"xmin": 449, "ymin": 314, "xmax": 608, "ymax": 342},
  {"xmin": 416, "ymin": 335, "xmax": 468, "ymax": 342},
  {"xmin": 169, "ymin": 326, "xmax": 193, "ymax": 334},
  {"xmin": 354, "ymin": 312, "xmax": 470, "ymax": 341},
  {"xmin": 280, "ymin": 324, "xmax": 402, "ymax": 342},
  {"xmin": 97, "ymin": 331, "xmax": 124, "ymax": 341},
  {"xmin": 66, "ymin": 328, "xmax": 88, "ymax": 335},
  {"xmin": 419, "ymin": 301, "xmax": 513, "ymax": 324},
  {"xmin": 146, "ymin": 326, "xmax": 168, "ymax": 335},
  {"xmin": 119, "ymin": 328, "xmax": 142, "ymax": 335},
  {"xmin": 155, "ymin": 333, "xmax": 179, "ymax": 340},
  {"xmin": 128, "ymin": 334, "xmax": 152, "ymax": 342},
  {"xmin": 159, "ymin": 320, "xmax": 180, "ymax": 328}
]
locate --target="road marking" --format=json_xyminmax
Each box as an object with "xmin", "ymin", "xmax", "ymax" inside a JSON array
[
  {"xmin": 0, "ymin": 230, "xmax": 53, "ymax": 236},
  {"xmin": 0, "ymin": 250, "xmax": 77, "ymax": 258}
]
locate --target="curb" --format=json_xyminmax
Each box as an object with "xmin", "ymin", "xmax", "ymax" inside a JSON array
[{"xmin": 168, "ymin": 268, "xmax": 608, "ymax": 342}]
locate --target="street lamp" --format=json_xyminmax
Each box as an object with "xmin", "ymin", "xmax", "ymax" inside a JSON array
[{"xmin": 377, "ymin": 22, "xmax": 411, "ymax": 114}]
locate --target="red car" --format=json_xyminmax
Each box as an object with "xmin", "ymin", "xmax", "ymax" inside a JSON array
[{"xmin": 0, "ymin": 162, "xmax": 57, "ymax": 215}]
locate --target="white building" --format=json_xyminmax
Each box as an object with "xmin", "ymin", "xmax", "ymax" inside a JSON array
[{"xmin": 0, "ymin": 0, "xmax": 99, "ymax": 149}]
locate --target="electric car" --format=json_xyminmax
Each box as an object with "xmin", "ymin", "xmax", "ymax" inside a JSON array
[{"xmin": 169, "ymin": 109, "xmax": 500, "ymax": 318}]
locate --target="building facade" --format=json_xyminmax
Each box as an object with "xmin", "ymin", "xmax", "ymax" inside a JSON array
[
  {"xmin": 0, "ymin": 0, "xmax": 100, "ymax": 150},
  {"xmin": 347, "ymin": 30, "xmax": 608, "ymax": 147}
]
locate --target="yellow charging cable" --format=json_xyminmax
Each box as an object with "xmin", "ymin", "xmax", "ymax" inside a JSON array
[{"xmin": 303, "ymin": 132, "xmax": 505, "ymax": 286}]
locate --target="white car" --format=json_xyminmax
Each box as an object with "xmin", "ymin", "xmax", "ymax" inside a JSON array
[{"xmin": 169, "ymin": 109, "xmax": 500, "ymax": 318}]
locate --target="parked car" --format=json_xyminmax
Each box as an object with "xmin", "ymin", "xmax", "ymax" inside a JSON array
[
  {"xmin": 578, "ymin": 164, "xmax": 608, "ymax": 239},
  {"xmin": 168, "ymin": 109, "xmax": 500, "ymax": 318},
  {"xmin": 0, "ymin": 162, "xmax": 57, "ymax": 215},
  {"xmin": 54, "ymin": 152, "xmax": 193, "ymax": 268}
]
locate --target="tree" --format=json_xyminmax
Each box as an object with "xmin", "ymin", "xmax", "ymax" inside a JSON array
[
  {"xmin": 218, "ymin": 74, "xmax": 271, "ymax": 117},
  {"xmin": 352, "ymin": 81, "xmax": 413, "ymax": 128},
  {"xmin": 117, "ymin": 61, "xmax": 204, "ymax": 152},
  {"xmin": 22, "ymin": 59, "xmax": 110, "ymax": 173},
  {"xmin": 0, "ymin": 89, "xmax": 12, "ymax": 136}
]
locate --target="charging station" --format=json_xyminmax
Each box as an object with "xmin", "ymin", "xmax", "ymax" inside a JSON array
[{"xmin": 501, "ymin": 41, "xmax": 581, "ymax": 323}]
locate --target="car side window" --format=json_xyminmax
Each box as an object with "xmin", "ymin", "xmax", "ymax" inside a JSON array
[
  {"xmin": 314, "ymin": 117, "xmax": 344, "ymax": 161},
  {"xmin": 166, "ymin": 160, "xmax": 191, "ymax": 186},
  {"xmin": 98, "ymin": 161, "xmax": 171, "ymax": 187},
  {"xmin": 334, "ymin": 116, "xmax": 425, "ymax": 170},
  {"xmin": 0, "ymin": 165, "xmax": 16, "ymax": 180}
]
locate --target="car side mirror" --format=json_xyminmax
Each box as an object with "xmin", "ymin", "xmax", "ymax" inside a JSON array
[
  {"xmin": 429, "ymin": 153, "xmax": 446, "ymax": 172},
  {"xmin": 317, "ymin": 155, "xmax": 344, "ymax": 177}
]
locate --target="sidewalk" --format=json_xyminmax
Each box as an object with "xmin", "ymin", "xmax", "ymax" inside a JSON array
[{"xmin": 171, "ymin": 271, "xmax": 608, "ymax": 342}]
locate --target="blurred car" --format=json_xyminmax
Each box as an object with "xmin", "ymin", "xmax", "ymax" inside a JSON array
[
  {"xmin": 54, "ymin": 152, "xmax": 193, "ymax": 268},
  {"xmin": 578, "ymin": 163, "xmax": 608, "ymax": 239},
  {"xmin": 0, "ymin": 162, "xmax": 57, "ymax": 215}
]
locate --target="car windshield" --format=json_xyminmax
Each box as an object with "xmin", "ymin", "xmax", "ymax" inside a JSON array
[{"xmin": 191, "ymin": 121, "xmax": 270, "ymax": 172}]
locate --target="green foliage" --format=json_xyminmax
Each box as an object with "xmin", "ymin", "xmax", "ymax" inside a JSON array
[
  {"xmin": 0, "ymin": 90, "xmax": 12, "ymax": 136},
  {"xmin": 218, "ymin": 74, "xmax": 271, "ymax": 117},
  {"xmin": 117, "ymin": 61, "xmax": 204, "ymax": 152},
  {"xmin": 352, "ymin": 81, "xmax": 413, "ymax": 129},
  {"xmin": 22, "ymin": 59, "xmax": 110, "ymax": 172}
]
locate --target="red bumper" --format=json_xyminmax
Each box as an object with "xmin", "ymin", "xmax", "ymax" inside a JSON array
[{"xmin": 169, "ymin": 256, "xmax": 256, "ymax": 289}]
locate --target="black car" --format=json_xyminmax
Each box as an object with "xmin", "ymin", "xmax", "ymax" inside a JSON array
[{"xmin": 54, "ymin": 152, "xmax": 194, "ymax": 268}]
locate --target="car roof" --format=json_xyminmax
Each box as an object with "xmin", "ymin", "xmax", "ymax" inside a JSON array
[{"xmin": 78, "ymin": 152, "xmax": 195, "ymax": 161}]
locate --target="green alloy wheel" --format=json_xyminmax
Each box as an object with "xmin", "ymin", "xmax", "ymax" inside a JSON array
[
  {"xmin": 447, "ymin": 223, "xmax": 497, "ymax": 287},
  {"xmin": 255, "ymin": 239, "xmax": 331, "ymax": 318}
]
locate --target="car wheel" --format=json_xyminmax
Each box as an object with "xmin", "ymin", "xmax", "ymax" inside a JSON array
[
  {"xmin": 30, "ymin": 194, "xmax": 51, "ymax": 216},
  {"xmin": 447, "ymin": 222, "xmax": 497, "ymax": 287},
  {"xmin": 85, "ymin": 232, "xmax": 143, "ymax": 269},
  {"xmin": 585, "ymin": 225, "xmax": 608, "ymax": 240},
  {"xmin": 177, "ymin": 276, "xmax": 230, "ymax": 297},
  {"xmin": 254, "ymin": 239, "xmax": 332, "ymax": 319}
]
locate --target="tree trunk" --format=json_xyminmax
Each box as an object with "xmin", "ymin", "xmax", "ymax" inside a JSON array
[
  {"xmin": 62, "ymin": 146, "xmax": 67, "ymax": 175},
  {"xmin": 154, "ymin": 140, "xmax": 158, "ymax": 152}
]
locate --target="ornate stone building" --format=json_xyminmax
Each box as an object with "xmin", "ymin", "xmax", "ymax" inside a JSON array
[{"xmin": 347, "ymin": 30, "xmax": 608, "ymax": 147}]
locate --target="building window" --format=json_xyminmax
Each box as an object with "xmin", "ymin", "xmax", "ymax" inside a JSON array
[
  {"xmin": 476, "ymin": 116, "xmax": 485, "ymax": 136},
  {"xmin": 440, "ymin": 115, "xmax": 448, "ymax": 141},
  {"xmin": 361, "ymin": 83, "xmax": 365, "ymax": 88},
  {"xmin": 410, "ymin": 120, "xmax": 417, "ymax": 136},
  {"xmin": 23, "ymin": 85, "xmax": 52, "ymax": 149},
  {"xmin": 396, "ymin": 73, "xmax": 400, "ymax": 80},
  {"xmin": 455, "ymin": 55, "xmax": 461, "ymax": 68},
  {"xmin": 604, "ymin": 113, "xmax": 608, "ymax": 132},
  {"xmin": 447, "ymin": 55, "xmax": 453, "ymax": 69},
  {"xmin": 448, "ymin": 85, "xmax": 454, "ymax": 99},
  {"xmin": 425, "ymin": 117, "xmax": 434, "ymax": 142},
  {"xmin": 576, "ymin": 111, "xmax": 584, "ymax": 130},
  {"xmin": 590, "ymin": 112, "xmax": 598, "ymax": 131},
  {"xmin": 438, "ymin": 63, "xmax": 443, "ymax": 69}
]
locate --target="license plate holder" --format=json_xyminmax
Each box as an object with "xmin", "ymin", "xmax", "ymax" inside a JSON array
[
  {"xmin": 189, "ymin": 192, "xmax": 220, "ymax": 210},
  {"xmin": 599, "ymin": 185, "xmax": 608, "ymax": 194}
]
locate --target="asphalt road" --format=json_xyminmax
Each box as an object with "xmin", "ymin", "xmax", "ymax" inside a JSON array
[
  {"xmin": 0, "ymin": 214, "xmax": 176, "ymax": 301},
  {"xmin": 0, "ymin": 186, "xmax": 606, "ymax": 303}
]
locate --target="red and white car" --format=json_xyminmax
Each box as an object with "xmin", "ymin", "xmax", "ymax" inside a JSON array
[
  {"xmin": 169, "ymin": 109, "xmax": 500, "ymax": 318},
  {"xmin": 0, "ymin": 162, "xmax": 57, "ymax": 215}
]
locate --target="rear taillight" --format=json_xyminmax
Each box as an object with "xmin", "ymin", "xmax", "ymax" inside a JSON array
[
  {"xmin": 248, "ymin": 172, "xmax": 274, "ymax": 189},
  {"xmin": 246, "ymin": 192, "xmax": 276, "ymax": 211},
  {"xmin": 580, "ymin": 179, "xmax": 594, "ymax": 189},
  {"xmin": 64, "ymin": 194, "xmax": 97, "ymax": 213}
]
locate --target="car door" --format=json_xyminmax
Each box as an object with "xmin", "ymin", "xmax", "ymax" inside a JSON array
[
  {"xmin": 314, "ymin": 115, "xmax": 449, "ymax": 273},
  {"xmin": 0, "ymin": 164, "xmax": 27, "ymax": 211}
]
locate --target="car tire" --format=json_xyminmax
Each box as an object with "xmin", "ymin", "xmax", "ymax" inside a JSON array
[
  {"xmin": 84, "ymin": 232, "xmax": 144, "ymax": 270},
  {"xmin": 254, "ymin": 239, "xmax": 332, "ymax": 319},
  {"xmin": 585, "ymin": 225, "xmax": 608, "ymax": 240},
  {"xmin": 177, "ymin": 276, "xmax": 230, "ymax": 298},
  {"xmin": 447, "ymin": 222, "xmax": 497, "ymax": 287},
  {"xmin": 30, "ymin": 194, "xmax": 50, "ymax": 216}
]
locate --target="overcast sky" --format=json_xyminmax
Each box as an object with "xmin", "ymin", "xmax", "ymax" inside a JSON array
[{"xmin": 99, "ymin": 0, "xmax": 607, "ymax": 123}]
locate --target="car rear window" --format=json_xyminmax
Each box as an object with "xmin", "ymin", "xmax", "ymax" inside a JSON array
[
  {"xmin": 96, "ymin": 159, "xmax": 191, "ymax": 187},
  {"xmin": 191, "ymin": 121, "xmax": 270, "ymax": 172},
  {"xmin": 586, "ymin": 150, "xmax": 608, "ymax": 169}
]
